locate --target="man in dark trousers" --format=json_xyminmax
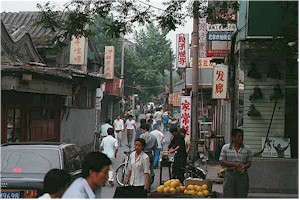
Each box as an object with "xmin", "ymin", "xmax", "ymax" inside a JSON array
[
  {"xmin": 166, "ymin": 126, "xmax": 187, "ymax": 183},
  {"xmin": 219, "ymin": 128, "xmax": 252, "ymax": 198}
]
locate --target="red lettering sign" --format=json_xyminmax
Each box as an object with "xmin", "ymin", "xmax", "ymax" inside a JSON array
[{"xmin": 215, "ymin": 83, "xmax": 224, "ymax": 93}]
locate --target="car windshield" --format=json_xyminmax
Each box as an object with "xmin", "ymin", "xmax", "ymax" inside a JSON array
[{"xmin": 1, "ymin": 148, "xmax": 61, "ymax": 174}]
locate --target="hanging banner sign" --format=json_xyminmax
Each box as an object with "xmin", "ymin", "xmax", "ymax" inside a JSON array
[
  {"xmin": 104, "ymin": 46, "xmax": 115, "ymax": 79},
  {"xmin": 206, "ymin": 50, "xmax": 230, "ymax": 57},
  {"xmin": 70, "ymin": 36, "xmax": 86, "ymax": 65},
  {"xmin": 212, "ymin": 64, "xmax": 228, "ymax": 99},
  {"xmin": 180, "ymin": 96, "xmax": 192, "ymax": 138},
  {"xmin": 208, "ymin": 31, "xmax": 232, "ymax": 41},
  {"xmin": 199, "ymin": 18, "xmax": 207, "ymax": 58},
  {"xmin": 176, "ymin": 34, "xmax": 189, "ymax": 68}
]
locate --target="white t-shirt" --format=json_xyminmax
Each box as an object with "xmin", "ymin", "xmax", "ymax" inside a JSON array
[
  {"xmin": 150, "ymin": 130, "xmax": 164, "ymax": 149},
  {"xmin": 113, "ymin": 119, "xmax": 124, "ymax": 131},
  {"xmin": 125, "ymin": 119, "xmax": 136, "ymax": 130},
  {"xmin": 154, "ymin": 111, "xmax": 163, "ymax": 121},
  {"xmin": 128, "ymin": 151, "xmax": 150, "ymax": 186},
  {"xmin": 100, "ymin": 135, "xmax": 118, "ymax": 159}
]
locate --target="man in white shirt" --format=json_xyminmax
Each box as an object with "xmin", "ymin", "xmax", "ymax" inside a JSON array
[
  {"xmin": 113, "ymin": 114, "xmax": 124, "ymax": 147},
  {"xmin": 153, "ymin": 108, "xmax": 163, "ymax": 126},
  {"xmin": 100, "ymin": 128, "xmax": 118, "ymax": 186},
  {"xmin": 150, "ymin": 124, "xmax": 165, "ymax": 168},
  {"xmin": 62, "ymin": 152, "xmax": 111, "ymax": 198},
  {"xmin": 125, "ymin": 115, "xmax": 136, "ymax": 146},
  {"xmin": 99, "ymin": 118, "xmax": 113, "ymax": 143}
]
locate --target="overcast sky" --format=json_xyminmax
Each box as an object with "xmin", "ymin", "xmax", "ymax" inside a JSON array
[{"xmin": 1, "ymin": 0, "xmax": 193, "ymax": 51}]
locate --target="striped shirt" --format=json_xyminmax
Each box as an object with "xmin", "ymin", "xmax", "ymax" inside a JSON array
[{"xmin": 219, "ymin": 143, "xmax": 252, "ymax": 169}]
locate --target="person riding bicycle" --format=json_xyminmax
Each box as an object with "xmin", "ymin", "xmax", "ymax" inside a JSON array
[
  {"xmin": 124, "ymin": 138, "xmax": 149, "ymax": 198},
  {"xmin": 139, "ymin": 123, "xmax": 157, "ymax": 186}
]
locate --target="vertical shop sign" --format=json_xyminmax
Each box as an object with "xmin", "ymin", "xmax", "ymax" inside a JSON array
[
  {"xmin": 180, "ymin": 96, "xmax": 192, "ymax": 139},
  {"xmin": 199, "ymin": 18, "xmax": 207, "ymax": 58},
  {"xmin": 176, "ymin": 34, "xmax": 189, "ymax": 68},
  {"xmin": 104, "ymin": 46, "xmax": 115, "ymax": 79},
  {"xmin": 70, "ymin": 36, "xmax": 85, "ymax": 65},
  {"xmin": 212, "ymin": 64, "xmax": 228, "ymax": 99}
]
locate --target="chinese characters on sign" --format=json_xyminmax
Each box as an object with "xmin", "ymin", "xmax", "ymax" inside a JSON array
[
  {"xmin": 212, "ymin": 65, "xmax": 228, "ymax": 99},
  {"xmin": 199, "ymin": 18, "xmax": 207, "ymax": 58},
  {"xmin": 104, "ymin": 46, "xmax": 115, "ymax": 79},
  {"xmin": 180, "ymin": 96, "xmax": 191, "ymax": 139},
  {"xmin": 169, "ymin": 93, "xmax": 181, "ymax": 107},
  {"xmin": 208, "ymin": 32, "xmax": 232, "ymax": 41},
  {"xmin": 70, "ymin": 36, "xmax": 86, "ymax": 65},
  {"xmin": 176, "ymin": 34, "xmax": 189, "ymax": 68},
  {"xmin": 206, "ymin": 50, "xmax": 230, "ymax": 57},
  {"xmin": 207, "ymin": 23, "xmax": 237, "ymax": 32},
  {"xmin": 198, "ymin": 58, "xmax": 215, "ymax": 68}
]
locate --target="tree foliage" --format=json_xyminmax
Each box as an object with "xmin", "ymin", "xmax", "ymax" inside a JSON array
[
  {"xmin": 91, "ymin": 15, "xmax": 173, "ymax": 101},
  {"xmin": 34, "ymin": 0, "xmax": 239, "ymax": 50},
  {"xmin": 123, "ymin": 23, "xmax": 173, "ymax": 101}
]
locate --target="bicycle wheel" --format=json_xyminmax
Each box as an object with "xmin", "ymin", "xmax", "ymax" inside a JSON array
[{"xmin": 115, "ymin": 163, "xmax": 127, "ymax": 186}]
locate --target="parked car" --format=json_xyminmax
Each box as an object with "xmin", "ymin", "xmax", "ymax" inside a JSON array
[{"xmin": 1, "ymin": 142, "xmax": 87, "ymax": 198}]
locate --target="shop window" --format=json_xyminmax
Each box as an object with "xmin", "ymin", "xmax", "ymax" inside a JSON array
[
  {"xmin": 75, "ymin": 87, "xmax": 95, "ymax": 109},
  {"xmin": 6, "ymin": 109, "xmax": 21, "ymax": 142}
]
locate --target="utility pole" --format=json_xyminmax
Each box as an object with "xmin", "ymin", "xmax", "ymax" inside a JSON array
[
  {"xmin": 169, "ymin": 50, "xmax": 173, "ymax": 116},
  {"xmin": 190, "ymin": 0, "xmax": 200, "ymax": 161},
  {"xmin": 121, "ymin": 35, "xmax": 125, "ymax": 113}
]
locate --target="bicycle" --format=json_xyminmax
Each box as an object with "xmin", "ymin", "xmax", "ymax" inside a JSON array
[
  {"xmin": 183, "ymin": 151, "xmax": 208, "ymax": 180},
  {"xmin": 115, "ymin": 144, "xmax": 132, "ymax": 186}
]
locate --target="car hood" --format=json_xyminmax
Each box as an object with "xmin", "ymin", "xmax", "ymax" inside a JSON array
[{"xmin": 1, "ymin": 173, "xmax": 44, "ymax": 190}]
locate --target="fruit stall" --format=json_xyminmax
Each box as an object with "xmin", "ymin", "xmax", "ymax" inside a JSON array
[{"xmin": 149, "ymin": 178, "xmax": 220, "ymax": 198}]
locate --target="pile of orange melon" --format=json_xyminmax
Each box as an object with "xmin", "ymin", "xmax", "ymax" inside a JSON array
[{"xmin": 156, "ymin": 179, "xmax": 210, "ymax": 197}]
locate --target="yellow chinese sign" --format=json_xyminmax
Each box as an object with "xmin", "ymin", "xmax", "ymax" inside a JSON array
[
  {"xmin": 70, "ymin": 36, "xmax": 85, "ymax": 65},
  {"xmin": 104, "ymin": 46, "xmax": 115, "ymax": 79}
]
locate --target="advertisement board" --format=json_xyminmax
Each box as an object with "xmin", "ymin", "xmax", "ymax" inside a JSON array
[
  {"xmin": 70, "ymin": 36, "xmax": 85, "ymax": 65},
  {"xmin": 180, "ymin": 96, "xmax": 191, "ymax": 138},
  {"xmin": 176, "ymin": 34, "xmax": 189, "ymax": 68},
  {"xmin": 104, "ymin": 46, "xmax": 115, "ymax": 79},
  {"xmin": 262, "ymin": 137, "xmax": 291, "ymax": 158},
  {"xmin": 212, "ymin": 64, "xmax": 228, "ymax": 99}
]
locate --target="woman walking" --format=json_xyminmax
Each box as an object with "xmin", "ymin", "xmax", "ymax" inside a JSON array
[{"xmin": 124, "ymin": 138, "xmax": 150, "ymax": 198}]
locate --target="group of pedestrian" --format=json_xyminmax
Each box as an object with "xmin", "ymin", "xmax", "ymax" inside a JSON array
[{"xmin": 39, "ymin": 103, "xmax": 253, "ymax": 199}]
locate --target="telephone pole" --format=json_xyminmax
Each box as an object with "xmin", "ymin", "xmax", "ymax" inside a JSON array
[
  {"xmin": 169, "ymin": 50, "xmax": 173, "ymax": 116},
  {"xmin": 190, "ymin": 0, "xmax": 200, "ymax": 161}
]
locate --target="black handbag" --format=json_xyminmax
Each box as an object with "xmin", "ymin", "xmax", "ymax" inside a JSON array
[{"xmin": 113, "ymin": 186, "xmax": 147, "ymax": 198}]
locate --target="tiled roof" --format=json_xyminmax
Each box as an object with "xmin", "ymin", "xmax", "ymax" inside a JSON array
[
  {"xmin": 1, "ymin": 11, "xmax": 66, "ymax": 47},
  {"xmin": 1, "ymin": 11, "xmax": 101, "ymax": 62}
]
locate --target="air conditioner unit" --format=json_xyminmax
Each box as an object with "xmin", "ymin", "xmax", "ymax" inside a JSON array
[{"xmin": 64, "ymin": 96, "xmax": 73, "ymax": 107}]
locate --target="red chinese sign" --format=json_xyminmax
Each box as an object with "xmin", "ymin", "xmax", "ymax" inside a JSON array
[
  {"xmin": 176, "ymin": 34, "xmax": 189, "ymax": 68},
  {"xmin": 212, "ymin": 65, "xmax": 228, "ymax": 99},
  {"xmin": 206, "ymin": 50, "xmax": 230, "ymax": 57},
  {"xmin": 180, "ymin": 96, "xmax": 191, "ymax": 138},
  {"xmin": 70, "ymin": 36, "xmax": 85, "ymax": 65},
  {"xmin": 104, "ymin": 46, "xmax": 115, "ymax": 79}
]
